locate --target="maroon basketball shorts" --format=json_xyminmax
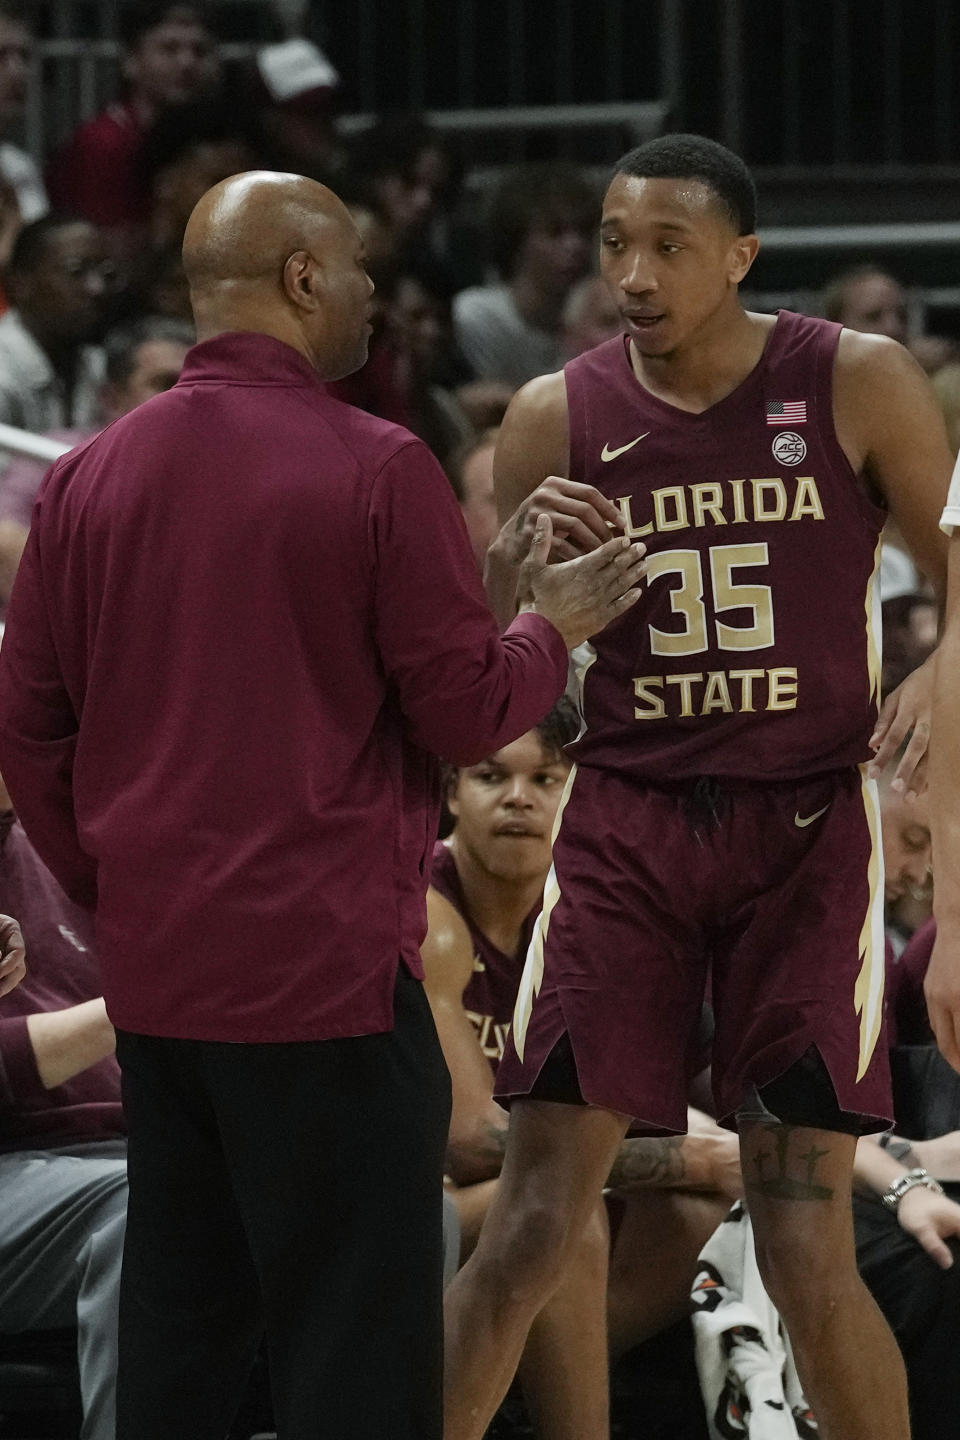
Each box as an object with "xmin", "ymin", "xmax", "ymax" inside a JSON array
[{"xmin": 495, "ymin": 764, "xmax": 892, "ymax": 1134}]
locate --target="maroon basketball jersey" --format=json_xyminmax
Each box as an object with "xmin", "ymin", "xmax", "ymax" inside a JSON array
[
  {"xmin": 430, "ymin": 840, "xmax": 539, "ymax": 1071},
  {"xmin": 564, "ymin": 311, "xmax": 886, "ymax": 782}
]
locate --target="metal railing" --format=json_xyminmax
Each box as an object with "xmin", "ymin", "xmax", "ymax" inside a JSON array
[{"xmin": 0, "ymin": 424, "xmax": 72, "ymax": 464}]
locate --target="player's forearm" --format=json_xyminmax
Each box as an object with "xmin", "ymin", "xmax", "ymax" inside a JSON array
[
  {"xmin": 853, "ymin": 1135, "xmax": 920, "ymax": 1197},
  {"xmin": 26, "ymin": 998, "xmax": 115, "ymax": 1089},
  {"xmin": 606, "ymin": 1134, "xmax": 722, "ymax": 1192}
]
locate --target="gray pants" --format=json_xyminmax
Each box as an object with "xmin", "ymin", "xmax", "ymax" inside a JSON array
[{"xmin": 0, "ymin": 1140, "xmax": 126, "ymax": 1440}]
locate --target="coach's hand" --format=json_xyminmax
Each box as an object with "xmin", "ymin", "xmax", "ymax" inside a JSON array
[
  {"xmin": 519, "ymin": 513, "xmax": 645, "ymax": 649},
  {"xmin": 501, "ymin": 476, "xmax": 626, "ymax": 565},
  {"xmin": 0, "ymin": 913, "xmax": 25, "ymax": 997}
]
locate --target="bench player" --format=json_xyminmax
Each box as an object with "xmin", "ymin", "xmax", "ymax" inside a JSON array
[{"xmin": 427, "ymin": 702, "xmax": 741, "ymax": 1437}]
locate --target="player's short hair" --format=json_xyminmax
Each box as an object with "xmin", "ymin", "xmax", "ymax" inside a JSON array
[
  {"xmin": 533, "ymin": 697, "xmax": 581, "ymax": 763},
  {"xmin": 821, "ymin": 264, "xmax": 900, "ymax": 323},
  {"xmin": 118, "ymin": 2, "xmax": 216, "ymax": 50},
  {"xmin": 487, "ymin": 163, "xmax": 598, "ymax": 279},
  {"xmin": 612, "ymin": 133, "xmax": 757, "ymax": 236},
  {"xmin": 8, "ymin": 213, "xmax": 88, "ymax": 276},
  {"xmin": 103, "ymin": 316, "xmax": 194, "ymax": 386},
  {"xmin": 441, "ymin": 698, "xmax": 580, "ymax": 802}
]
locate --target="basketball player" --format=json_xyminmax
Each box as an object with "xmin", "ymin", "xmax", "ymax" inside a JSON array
[
  {"xmin": 445, "ymin": 135, "xmax": 953, "ymax": 1440},
  {"xmin": 429, "ymin": 702, "xmax": 742, "ymax": 1437}
]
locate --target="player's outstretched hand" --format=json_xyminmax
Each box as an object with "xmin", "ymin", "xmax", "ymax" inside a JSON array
[
  {"xmin": 502, "ymin": 476, "xmax": 626, "ymax": 565},
  {"xmin": 519, "ymin": 514, "xmax": 645, "ymax": 649},
  {"xmin": 896, "ymin": 1184, "xmax": 960, "ymax": 1269},
  {"xmin": 0, "ymin": 913, "xmax": 25, "ymax": 997},
  {"xmin": 868, "ymin": 652, "xmax": 934, "ymax": 796},
  {"xmin": 924, "ymin": 931, "xmax": 960, "ymax": 1075}
]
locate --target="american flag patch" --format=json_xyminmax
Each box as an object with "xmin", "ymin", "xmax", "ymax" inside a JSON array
[{"xmin": 766, "ymin": 400, "xmax": 807, "ymax": 425}]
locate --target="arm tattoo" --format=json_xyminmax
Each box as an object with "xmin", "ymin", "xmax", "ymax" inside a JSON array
[
  {"xmin": 606, "ymin": 1135, "xmax": 686, "ymax": 1191},
  {"xmin": 746, "ymin": 1124, "xmax": 834, "ymax": 1202}
]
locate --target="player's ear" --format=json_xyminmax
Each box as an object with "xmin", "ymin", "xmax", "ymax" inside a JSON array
[
  {"xmin": 728, "ymin": 233, "xmax": 759, "ymax": 285},
  {"xmin": 282, "ymin": 250, "xmax": 321, "ymax": 311},
  {"xmin": 443, "ymin": 764, "xmax": 461, "ymax": 817}
]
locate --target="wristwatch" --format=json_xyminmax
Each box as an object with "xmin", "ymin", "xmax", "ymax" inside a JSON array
[{"xmin": 880, "ymin": 1167, "xmax": 944, "ymax": 1212}]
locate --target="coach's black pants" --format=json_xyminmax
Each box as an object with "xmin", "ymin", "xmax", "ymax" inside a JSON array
[{"xmin": 114, "ymin": 967, "xmax": 451, "ymax": 1440}]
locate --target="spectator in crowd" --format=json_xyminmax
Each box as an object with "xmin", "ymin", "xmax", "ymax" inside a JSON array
[
  {"xmin": 135, "ymin": 243, "xmax": 193, "ymax": 324},
  {"xmin": 453, "ymin": 163, "xmax": 596, "ymax": 388},
  {"xmin": 47, "ymin": 2, "xmax": 221, "ymax": 249},
  {"xmin": 377, "ymin": 262, "xmax": 478, "ymax": 465},
  {"xmin": 561, "ymin": 274, "xmax": 623, "ymax": 359},
  {"xmin": 822, "ymin": 263, "xmax": 908, "ymax": 345},
  {"xmin": 0, "ymin": 770, "xmax": 125, "ymax": 1440},
  {"xmin": 446, "ymin": 428, "xmax": 500, "ymax": 572},
  {"xmin": 0, "ymin": 216, "xmax": 115, "ymax": 435},
  {"xmin": 0, "ymin": 316, "xmax": 193, "ymax": 607},
  {"xmin": 0, "ymin": 2, "xmax": 47, "ymax": 275},
  {"xmin": 238, "ymin": 36, "xmax": 342, "ymax": 181},
  {"xmin": 931, "ymin": 358, "xmax": 960, "ymax": 455},
  {"xmin": 138, "ymin": 100, "xmax": 260, "ymax": 258},
  {"xmin": 907, "ymin": 334, "xmax": 957, "ymax": 377},
  {"xmin": 345, "ymin": 116, "xmax": 461, "ymax": 271},
  {"xmin": 882, "ymin": 589, "xmax": 938, "ymax": 705}
]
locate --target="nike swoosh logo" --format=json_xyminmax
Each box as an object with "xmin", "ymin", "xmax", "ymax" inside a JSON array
[
  {"xmin": 794, "ymin": 804, "xmax": 830, "ymax": 828},
  {"xmin": 601, "ymin": 433, "xmax": 650, "ymax": 462}
]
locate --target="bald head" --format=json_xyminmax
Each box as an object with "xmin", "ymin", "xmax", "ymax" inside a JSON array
[{"xmin": 181, "ymin": 170, "xmax": 374, "ymax": 378}]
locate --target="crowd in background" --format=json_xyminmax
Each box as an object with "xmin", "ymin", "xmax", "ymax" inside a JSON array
[
  {"xmin": 0, "ymin": 2, "xmax": 943, "ymax": 731},
  {"xmin": 0, "ymin": 4, "xmax": 953, "ymax": 1440}
]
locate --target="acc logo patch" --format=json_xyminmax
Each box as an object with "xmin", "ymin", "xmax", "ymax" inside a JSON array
[{"xmin": 772, "ymin": 431, "xmax": 807, "ymax": 465}]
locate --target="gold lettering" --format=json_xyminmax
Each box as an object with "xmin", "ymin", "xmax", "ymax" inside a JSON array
[
  {"xmin": 665, "ymin": 672, "xmax": 703, "ymax": 717},
  {"xmin": 690, "ymin": 483, "xmax": 727, "ymax": 528},
  {"xmin": 789, "ymin": 476, "xmax": 826, "ymax": 522},
  {"xmin": 730, "ymin": 478, "xmax": 748, "ymax": 523},
  {"xmin": 701, "ymin": 670, "xmax": 734, "ymax": 714},
  {"xmin": 711, "ymin": 543, "xmax": 775, "ymax": 651},
  {"xmin": 633, "ymin": 675, "xmax": 667, "ymax": 719},
  {"xmin": 767, "ymin": 666, "xmax": 799, "ymax": 711},
  {"xmin": 652, "ymin": 486, "xmax": 689, "ymax": 532},
  {"xmin": 728, "ymin": 668, "xmax": 766, "ymax": 711},
  {"xmin": 616, "ymin": 494, "xmax": 654, "ymax": 539},
  {"xmin": 466, "ymin": 1011, "xmax": 505, "ymax": 1060},
  {"xmin": 751, "ymin": 478, "xmax": 788, "ymax": 522}
]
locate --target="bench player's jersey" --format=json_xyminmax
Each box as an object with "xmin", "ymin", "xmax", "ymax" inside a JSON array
[
  {"xmin": 430, "ymin": 840, "xmax": 539, "ymax": 1071},
  {"xmin": 564, "ymin": 310, "xmax": 886, "ymax": 782}
]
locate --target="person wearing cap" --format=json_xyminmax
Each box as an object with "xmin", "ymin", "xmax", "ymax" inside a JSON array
[{"xmin": 243, "ymin": 36, "xmax": 343, "ymax": 181}]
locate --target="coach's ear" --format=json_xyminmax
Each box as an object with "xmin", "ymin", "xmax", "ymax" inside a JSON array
[{"xmin": 282, "ymin": 250, "xmax": 321, "ymax": 311}]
